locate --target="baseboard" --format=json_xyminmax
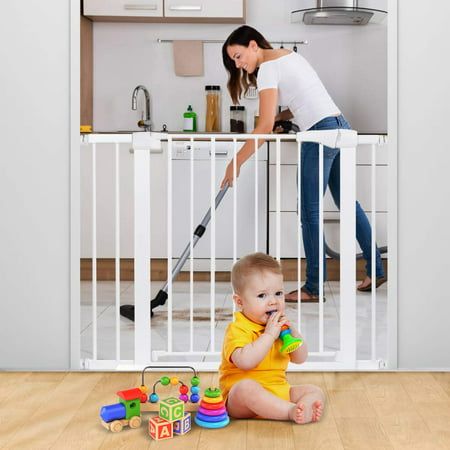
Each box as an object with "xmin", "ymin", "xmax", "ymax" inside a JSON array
[{"xmin": 80, "ymin": 258, "xmax": 388, "ymax": 282}]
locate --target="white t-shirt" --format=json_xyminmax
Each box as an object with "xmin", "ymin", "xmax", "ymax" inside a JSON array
[{"xmin": 257, "ymin": 51, "xmax": 341, "ymax": 131}]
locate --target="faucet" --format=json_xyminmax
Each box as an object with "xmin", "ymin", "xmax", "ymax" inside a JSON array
[{"xmin": 132, "ymin": 85, "xmax": 151, "ymax": 131}]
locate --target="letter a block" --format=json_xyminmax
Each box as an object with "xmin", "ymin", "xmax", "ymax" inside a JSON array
[
  {"xmin": 173, "ymin": 412, "xmax": 191, "ymax": 435},
  {"xmin": 148, "ymin": 416, "xmax": 173, "ymax": 441},
  {"xmin": 159, "ymin": 397, "xmax": 184, "ymax": 422}
]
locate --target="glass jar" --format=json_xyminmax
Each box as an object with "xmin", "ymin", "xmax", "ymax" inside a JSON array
[
  {"xmin": 205, "ymin": 85, "xmax": 221, "ymax": 132},
  {"xmin": 230, "ymin": 106, "xmax": 246, "ymax": 133}
]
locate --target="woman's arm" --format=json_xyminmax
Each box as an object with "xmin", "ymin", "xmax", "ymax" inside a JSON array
[{"xmin": 220, "ymin": 88, "xmax": 278, "ymax": 188}]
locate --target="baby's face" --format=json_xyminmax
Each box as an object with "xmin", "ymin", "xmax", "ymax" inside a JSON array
[{"xmin": 235, "ymin": 270, "xmax": 285, "ymax": 325}]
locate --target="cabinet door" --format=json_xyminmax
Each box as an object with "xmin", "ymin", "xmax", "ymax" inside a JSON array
[
  {"xmin": 81, "ymin": 142, "xmax": 167, "ymax": 259},
  {"xmin": 171, "ymin": 158, "xmax": 267, "ymax": 259},
  {"xmin": 268, "ymin": 212, "xmax": 388, "ymax": 259},
  {"xmin": 269, "ymin": 165, "xmax": 388, "ymax": 213},
  {"xmin": 84, "ymin": 0, "xmax": 163, "ymax": 17},
  {"xmin": 164, "ymin": 0, "xmax": 243, "ymax": 19}
]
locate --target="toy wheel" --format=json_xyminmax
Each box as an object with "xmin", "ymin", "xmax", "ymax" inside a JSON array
[
  {"xmin": 110, "ymin": 420, "xmax": 123, "ymax": 433},
  {"xmin": 129, "ymin": 416, "xmax": 142, "ymax": 429}
]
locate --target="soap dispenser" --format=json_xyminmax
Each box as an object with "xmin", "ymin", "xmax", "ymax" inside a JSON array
[{"xmin": 183, "ymin": 105, "xmax": 197, "ymax": 132}]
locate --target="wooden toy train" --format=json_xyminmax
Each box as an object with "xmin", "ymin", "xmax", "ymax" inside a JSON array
[{"xmin": 100, "ymin": 387, "xmax": 145, "ymax": 432}]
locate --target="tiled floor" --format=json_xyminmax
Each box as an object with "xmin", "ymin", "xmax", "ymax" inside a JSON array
[{"xmin": 81, "ymin": 278, "xmax": 388, "ymax": 365}]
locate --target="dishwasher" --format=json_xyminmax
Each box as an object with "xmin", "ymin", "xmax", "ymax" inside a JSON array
[{"xmin": 170, "ymin": 139, "xmax": 267, "ymax": 271}]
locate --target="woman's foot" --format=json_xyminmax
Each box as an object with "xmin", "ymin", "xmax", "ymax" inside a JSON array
[
  {"xmin": 311, "ymin": 400, "xmax": 323, "ymax": 422},
  {"xmin": 285, "ymin": 287, "xmax": 325, "ymax": 303},
  {"xmin": 357, "ymin": 276, "xmax": 386, "ymax": 292}
]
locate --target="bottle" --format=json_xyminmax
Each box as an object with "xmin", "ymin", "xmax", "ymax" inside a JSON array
[
  {"xmin": 254, "ymin": 110, "xmax": 260, "ymax": 129},
  {"xmin": 230, "ymin": 106, "xmax": 246, "ymax": 133},
  {"xmin": 205, "ymin": 85, "xmax": 221, "ymax": 132},
  {"xmin": 183, "ymin": 105, "xmax": 197, "ymax": 132}
]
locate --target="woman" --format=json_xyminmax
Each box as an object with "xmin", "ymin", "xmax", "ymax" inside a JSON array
[{"xmin": 220, "ymin": 25, "xmax": 385, "ymax": 302}]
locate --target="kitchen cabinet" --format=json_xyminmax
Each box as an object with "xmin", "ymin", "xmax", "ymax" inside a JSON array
[
  {"xmin": 83, "ymin": 0, "xmax": 245, "ymax": 22},
  {"xmin": 84, "ymin": 0, "xmax": 164, "ymax": 19},
  {"xmin": 268, "ymin": 141, "xmax": 388, "ymax": 258},
  {"xmin": 164, "ymin": 0, "xmax": 244, "ymax": 20},
  {"xmin": 80, "ymin": 139, "xmax": 266, "ymax": 267}
]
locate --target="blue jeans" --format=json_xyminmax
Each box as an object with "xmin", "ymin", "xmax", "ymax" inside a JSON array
[{"xmin": 300, "ymin": 115, "xmax": 385, "ymax": 295}]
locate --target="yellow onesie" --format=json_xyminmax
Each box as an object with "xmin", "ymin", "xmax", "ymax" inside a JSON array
[{"xmin": 219, "ymin": 311, "xmax": 291, "ymax": 402}]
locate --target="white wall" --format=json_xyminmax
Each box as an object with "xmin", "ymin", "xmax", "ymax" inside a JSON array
[
  {"xmin": 396, "ymin": 0, "xmax": 450, "ymax": 369},
  {"xmin": 0, "ymin": 2, "xmax": 71, "ymax": 369},
  {"xmin": 93, "ymin": 0, "xmax": 387, "ymax": 134}
]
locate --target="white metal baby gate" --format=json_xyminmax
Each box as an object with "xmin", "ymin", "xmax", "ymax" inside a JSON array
[{"xmin": 79, "ymin": 130, "xmax": 387, "ymax": 371}]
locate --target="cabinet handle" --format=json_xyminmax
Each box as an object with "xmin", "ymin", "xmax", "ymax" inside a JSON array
[
  {"xmin": 209, "ymin": 150, "xmax": 228, "ymax": 156},
  {"xmin": 169, "ymin": 5, "xmax": 202, "ymax": 11},
  {"xmin": 124, "ymin": 4, "xmax": 158, "ymax": 10}
]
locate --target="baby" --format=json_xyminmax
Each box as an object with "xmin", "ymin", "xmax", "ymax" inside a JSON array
[{"xmin": 219, "ymin": 252, "xmax": 325, "ymax": 424}]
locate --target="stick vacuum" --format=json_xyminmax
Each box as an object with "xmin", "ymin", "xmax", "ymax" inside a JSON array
[{"xmin": 120, "ymin": 185, "xmax": 229, "ymax": 321}]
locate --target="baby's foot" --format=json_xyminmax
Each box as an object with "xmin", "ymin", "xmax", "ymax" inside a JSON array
[
  {"xmin": 289, "ymin": 401, "xmax": 309, "ymax": 424},
  {"xmin": 311, "ymin": 400, "xmax": 323, "ymax": 422}
]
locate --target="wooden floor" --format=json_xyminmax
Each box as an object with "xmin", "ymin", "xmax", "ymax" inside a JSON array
[{"xmin": 1, "ymin": 371, "xmax": 449, "ymax": 449}]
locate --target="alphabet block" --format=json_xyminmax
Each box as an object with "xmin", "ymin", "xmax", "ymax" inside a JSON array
[
  {"xmin": 173, "ymin": 412, "xmax": 191, "ymax": 435},
  {"xmin": 159, "ymin": 397, "xmax": 185, "ymax": 422},
  {"xmin": 148, "ymin": 416, "xmax": 173, "ymax": 441}
]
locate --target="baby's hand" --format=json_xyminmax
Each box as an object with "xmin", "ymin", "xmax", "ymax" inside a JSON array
[{"xmin": 264, "ymin": 311, "xmax": 289, "ymax": 340}]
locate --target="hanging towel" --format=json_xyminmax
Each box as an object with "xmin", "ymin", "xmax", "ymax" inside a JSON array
[{"xmin": 173, "ymin": 40, "xmax": 204, "ymax": 77}]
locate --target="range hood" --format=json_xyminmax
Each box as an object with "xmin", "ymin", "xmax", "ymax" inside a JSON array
[{"xmin": 292, "ymin": 0, "xmax": 387, "ymax": 25}]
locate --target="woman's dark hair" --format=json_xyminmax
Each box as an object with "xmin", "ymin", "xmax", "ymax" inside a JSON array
[{"xmin": 222, "ymin": 25, "xmax": 272, "ymax": 104}]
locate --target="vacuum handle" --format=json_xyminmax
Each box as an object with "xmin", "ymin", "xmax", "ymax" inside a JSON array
[
  {"xmin": 160, "ymin": 184, "xmax": 230, "ymax": 294},
  {"xmin": 198, "ymin": 185, "xmax": 229, "ymax": 228}
]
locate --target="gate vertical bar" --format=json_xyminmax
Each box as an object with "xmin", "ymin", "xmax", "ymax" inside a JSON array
[
  {"xmin": 134, "ymin": 135, "xmax": 151, "ymax": 365},
  {"xmin": 319, "ymin": 143, "xmax": 324, "ymax": 353},
  {"xmin": 254, "ymin": 138, "xmax": 258, "ymax": 251},
  {"xmin": 276, "ymin": 138, "xmax": 281, "ymax": 261},
  {"xmin": 371, "ymin": 143, "xmax": 377, "ymax": 360},
  {"xmin": 297, "ymin": 139, "xmax": 302, "ymax": 329},
  {"xmin": 190, "ymin": 137, "xmax": 194, "ymax": 353},
  {"xmin": 233, "ymin": 138, "xmax": 238, "ymax": 315},
  {"xmin": 339, "ymin": 143, "xmax": 357, "ymax": 365},
  {"xmin": 115, "ymin": 143, "xmax": 121, "ymax": 362},
  {"xmin": 210, "ymin": 137, "xmax": 216, "ymax": 352},
  {"xmin": 167, "ymin": 136, "xmax": 173, "ymax": 353},
  {"xmin": 92, "ymin": 143, "xmax": 97, "ymax": 361}
]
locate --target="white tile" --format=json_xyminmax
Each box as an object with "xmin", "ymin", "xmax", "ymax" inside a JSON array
[
  {"xmin": 81, "ymin": 280, "xmax": 132, "ymax": 305},
  {"xmin": 328, "ymin": 280, "xmax": 388, "ymax": 361},
  {"xmin": 80, "ymin": 280, "xmax": 388, "ymax": 364}
]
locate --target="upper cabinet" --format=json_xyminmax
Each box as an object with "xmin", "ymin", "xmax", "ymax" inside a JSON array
[
  {"xmin": 84, "ymin": 0, "xmax": 164, "ymax": 19},
  {"xmin": 83, "ymin": 0, "xmax": 245, "ymax": 22},
  {"xmin": 164, "ymin": 0, "xmax": 244, "ymax": 20}
]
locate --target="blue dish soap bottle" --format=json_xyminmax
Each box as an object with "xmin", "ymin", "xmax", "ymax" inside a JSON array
[{"xmin": 183, "ymin": 105, "xmax": 197, "ymax": 132}]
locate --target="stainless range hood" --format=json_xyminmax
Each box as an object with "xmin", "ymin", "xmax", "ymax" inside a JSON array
[{"xmin": 292, "ymin": 0, "xmax": 387, "ymax": 25}]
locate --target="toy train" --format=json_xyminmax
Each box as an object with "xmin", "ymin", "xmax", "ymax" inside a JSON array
[{"xmin": 100, "ymin": 388, "xmax": 146, "ymax": 432}]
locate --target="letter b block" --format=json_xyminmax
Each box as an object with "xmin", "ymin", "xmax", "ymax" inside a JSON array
[
  {"xmin": 159, "ymin": 397, "xmax": 184, "ymax": 422},
  {"xmin": 149, "ymin": 416, "xmax": 173, "ymax": 441},
  {"xmin": 173, "ymin": 412, "xmax": 191, "ymax": 435}
]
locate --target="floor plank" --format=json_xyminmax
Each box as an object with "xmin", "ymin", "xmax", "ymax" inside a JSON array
[
  {"xmin": 1, "ymin": 372, "xmax": 450, "ymax": 450},
  {"xmin": 5, "ymin": 373, "xmax": 103, "ymax": 449},
  {"xmin": 334, "ymin": 417, "xmax": 393, "ymax": 449},
  {"xmin": 53, "ymin": 372, "xmax": 141, "ymax": 450}
]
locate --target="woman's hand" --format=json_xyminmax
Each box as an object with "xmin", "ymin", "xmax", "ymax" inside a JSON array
[{"xmin": 220, "ymin": 158, "xmax": 241, "ymax": 188}]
